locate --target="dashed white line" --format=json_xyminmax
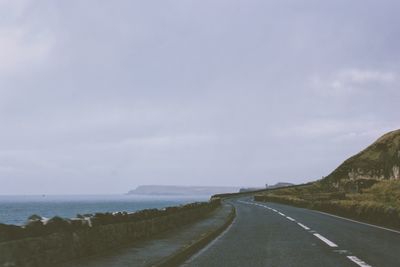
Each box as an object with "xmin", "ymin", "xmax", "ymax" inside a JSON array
[
  {"xmin": 248, "ymin": 201, "xmax": 373, "ymax": 267},
  {"xmin": 286, "ymin": 216, "xmax": 295, "ymax": 222},
  {"xmin": 347, "ymin": 256, "xmax": 372, "ymax": 267},
  {"xmin": 313, "ymin": 233, "xmax": 338, "ymax": 247},
  {"xmin": 297, "ymin": 222, "xmax": 310, "ymax": 230}
]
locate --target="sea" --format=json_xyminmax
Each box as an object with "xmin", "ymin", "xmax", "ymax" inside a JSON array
[{"xmin": 0, "ymin": 194, "xmax": 210, "ymax": 226}]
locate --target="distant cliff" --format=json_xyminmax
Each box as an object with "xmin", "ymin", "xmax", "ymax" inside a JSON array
[{"xmin": 128, "ymin": 185, "xmax": 240, "ymax": 196}]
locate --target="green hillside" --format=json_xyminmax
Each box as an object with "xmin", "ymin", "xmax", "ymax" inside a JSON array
[
  {"xmin": 323, "ymin": 129, "xmax": 400, "ymax": 191},
  {"xmin": 254, "ymin": 129, "xmax": 400, "ymax": 229}
]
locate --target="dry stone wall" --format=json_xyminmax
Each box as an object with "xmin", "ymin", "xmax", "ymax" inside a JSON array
[{"xmin": 0, "ymin": 200, "xmax": 220, "ymax": 267}]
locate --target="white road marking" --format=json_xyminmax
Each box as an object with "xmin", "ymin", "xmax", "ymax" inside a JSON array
[
  {"xmin": 314, "ymin": 210, "xmax": 400, "ymax": 234},
  {"xmin": 313, "ymin": 233, "xmax": 338, "ymax": 247},
  {"xmin": 297, "ymin": 223, "xmax": 310, "ymax": 230},
  {"xmin": 249, "ymin": 200, "xmax": 374, "ymax": 267},
  {"xmin": 347, "ymin": 256, "xmax": 372, "ymax": 267},
  {"xmin": 286, "ymin": 216, "xmax": 295, "ymax": 221}
]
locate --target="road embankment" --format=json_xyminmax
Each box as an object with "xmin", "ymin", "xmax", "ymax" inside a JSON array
[
  {"xmin": 155, "ymin": 202, "xmax": 235, "ymax": 267},
  {"xmin": 59, "ymin": 201, "xmax": 235, "ymax": 267},
  {"xmin": 0, "ymin": 199, "xmax": 221, "ymax": 267},
  {"xmin": 254, "ymin": 194, "xmax": 400, "ymax": 230}
]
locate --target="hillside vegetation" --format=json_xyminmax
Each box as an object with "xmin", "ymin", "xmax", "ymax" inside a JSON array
[
  {"xmin": 323, "ymin": 129, "xmax": 400, "ymax": 191},
  {"xmin": 255, "ymin": 129, "xmax": 400, "ymax": 229}
]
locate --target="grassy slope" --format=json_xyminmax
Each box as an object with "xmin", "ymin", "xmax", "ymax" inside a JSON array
[
  {"xmin": 324, "ymin": 129, "xmax": 400, "ymax": 185},
  {"xmin": 255, "ymin": 180, "xmax": 400, "ymax": 229},
  {"xmin": 255, "ymin": 129, "xmax": 400, "ymax": 229}
]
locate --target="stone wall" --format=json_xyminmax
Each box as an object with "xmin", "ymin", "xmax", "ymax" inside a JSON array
[{"xmin": 0, "ymin": 200, "xmax": 220, "ymax": 267}]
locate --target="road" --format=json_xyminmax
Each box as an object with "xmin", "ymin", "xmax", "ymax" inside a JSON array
[{"xmin": 182, "ymin": 197, "xmax": 400, "ymax": 267}]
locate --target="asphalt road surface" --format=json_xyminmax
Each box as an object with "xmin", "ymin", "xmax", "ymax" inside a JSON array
[{"xmin": 182, "ymin": 197, "xmax": 400, "ymax": 267}]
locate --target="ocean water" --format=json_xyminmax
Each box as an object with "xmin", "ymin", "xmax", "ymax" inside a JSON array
[{"xmin": 0, "ymin": 194, "xmax": 210, "ymax": 225}]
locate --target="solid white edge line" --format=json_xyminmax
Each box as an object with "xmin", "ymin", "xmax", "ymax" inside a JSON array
[
  {"xmin": 314, "ymin": 210, "xmax": 400, "ymax": 234},
  {"xmin": 246, "ymin": 200, "xmax": 375, "ymax": 267},
  {"xmin": 253, "ymin": 199, "xmax": 400, "ymax": 234},
  {"xmin": 313, "ymin": 233, "xmax": 338, "ymax": 247},
  {"xmin": 297, "ymin": 222, "xmax": 310, "ymax": 230},
  {"xmin": 347, "ymin": 256, "xmax": 372, "ymax": 267}
]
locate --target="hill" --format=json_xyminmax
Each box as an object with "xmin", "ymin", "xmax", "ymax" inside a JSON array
[
  {"xmin": 323, "ymin": 129, "xmax": 400, "ymax": 191},
  {"xmin": 254, "ymin": 129, "xmax": 400, "ymax": 229}
]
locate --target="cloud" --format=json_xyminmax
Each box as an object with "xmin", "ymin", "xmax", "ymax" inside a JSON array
[
  {"xmin": 0, "ymin": 0, "xmax": 31, "ymax": 16},
  {"xmin": 0, "ymin": 1, "xmax": 54, "ymax": 75},
  {"xmin": 0, "ymin": 27, "xmax": 53, "ymax": 74},
  {"xmin": 270, "ymin": 119, "xmax": 397, "ymax": 140},
  {"xmin": 309, "ymin": 69, "xmax": 398, "ymax": 97},
  {"xmin": 0, "ymin": 1, "xmax": 400, "ymax": 193},
  {"xmin": 341, "ymin": 69, "xmax": 396, "ymax": 84}
]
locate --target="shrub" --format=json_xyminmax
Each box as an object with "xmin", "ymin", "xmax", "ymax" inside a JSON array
[
  {"xmin": 0, "ymin": 223, "xmax": 26, "ymax": 242},
  {"xmin": 45, "ymin": 216, "xmax": 72, "ymax": 233},
  {"xmin": 25, "ymin": 219, "xmax": 46, "ymax": 236}
]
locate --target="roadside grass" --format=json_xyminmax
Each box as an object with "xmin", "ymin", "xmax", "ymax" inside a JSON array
[{"xmin": 254, "ymin": 180, "xmax": 400, "ymax": 229}]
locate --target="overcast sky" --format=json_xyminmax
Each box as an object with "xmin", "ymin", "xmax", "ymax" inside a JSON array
[{"xmin": 0, "ymin": 0, "xmax": 399, "ymax": 194}]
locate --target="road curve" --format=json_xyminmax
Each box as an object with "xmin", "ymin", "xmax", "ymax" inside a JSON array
[{"xmin": 182, "ymin": 197, "xmax": 400, "ymax": 267}]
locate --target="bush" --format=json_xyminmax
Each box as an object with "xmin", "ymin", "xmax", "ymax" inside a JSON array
[
  {"xmin": 0, "ymin": 223, "xmax": 26, "ymax": 242},
  {"xmin": 0, "ymin": 200, "xmax": 218, "ymax": 241},
  {"xmin": 45, "ymin": 216, "xmax": 71, "ymax": 233},
  {"xmin": 25, "ymin": 220, "xmax": 46, "ymax": 236}
]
